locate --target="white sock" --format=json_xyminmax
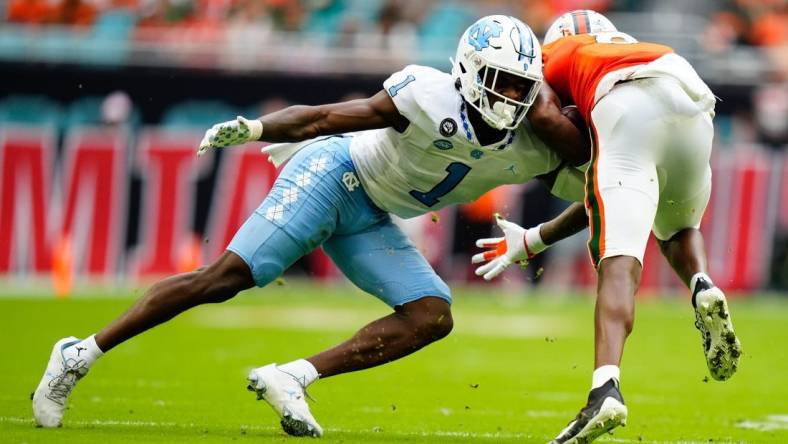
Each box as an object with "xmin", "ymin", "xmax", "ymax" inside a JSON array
[
  {"xmin": 278, "ymin": 359, "xmax": 319, "ymax": 387},
  {"xmin": 690, "ymin": 272, "xmax": 714, "ymax": 293},
  {"xmin": 592, "ymin": 365, "xmax": 620, "ymax": 389},
  {"xmin": 64, "ymin": 334, "xmax": 104, "ymax": 366}
]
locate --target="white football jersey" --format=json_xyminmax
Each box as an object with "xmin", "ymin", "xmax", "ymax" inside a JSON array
[{"xmin": 349, "ymin": 65, "xmax": 566, "ymax": 219}]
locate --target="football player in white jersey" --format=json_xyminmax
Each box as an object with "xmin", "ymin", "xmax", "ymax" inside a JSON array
[{"xmin": 33, "ymin": 15, "xmax": 588, "ymax": 437}]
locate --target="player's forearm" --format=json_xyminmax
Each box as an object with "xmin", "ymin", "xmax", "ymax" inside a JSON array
[
  {"xmin": 258, "ymin": 99, "xmax": 393, "ymax": 143},
  {"xmin": 539, "ymin": 202, "xmax": 588, "ymax": 245},
  {"xmin": 257, "ymin": 105, "xmax": 328, "ymax": 142}
]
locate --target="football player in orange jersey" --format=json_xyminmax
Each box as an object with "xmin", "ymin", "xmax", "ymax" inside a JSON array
[{"xmin": 472, "ymin": 10, "xmax": 743, "ymax": 444}]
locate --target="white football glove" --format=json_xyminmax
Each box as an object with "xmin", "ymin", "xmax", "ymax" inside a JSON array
[
  {"xmin": 471, "ymin": 215, "xmax": 549, "ymax": 281},
  {"xmin": 197, "ymin": 116, "xmax": 263, "ymax": 156}
]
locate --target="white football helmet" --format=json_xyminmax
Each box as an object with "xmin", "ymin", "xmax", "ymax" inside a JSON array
[
  {"xmin": 451, "ymin": 15, "xmax": 543, "ymax": 130},
  {"xmin": 544, "ymin": 10, "xmax": 618, "ymax": 45}
]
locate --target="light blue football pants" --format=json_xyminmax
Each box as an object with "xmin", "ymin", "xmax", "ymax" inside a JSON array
[{"xmin": 227, "ymin": 136, "xmax": 451, "ymax": 307}]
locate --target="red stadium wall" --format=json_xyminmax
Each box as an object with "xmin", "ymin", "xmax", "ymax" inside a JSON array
[{"xmin": 1, "ymin": 124, "xmax": 785, "ymax": 292}]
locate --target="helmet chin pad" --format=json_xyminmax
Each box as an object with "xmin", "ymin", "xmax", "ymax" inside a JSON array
[
  {"xmin": 493, "ymin": 101, "xmax": 516, "ymax": 124},
  {"xmin": 480, "ymin": 98, "xmax": 517, "ymax": 130}
]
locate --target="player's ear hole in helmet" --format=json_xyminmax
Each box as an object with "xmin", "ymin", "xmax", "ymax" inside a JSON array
[{"xmin": 451, "ymin": 15, "xmax": 544, "ymax": 131}]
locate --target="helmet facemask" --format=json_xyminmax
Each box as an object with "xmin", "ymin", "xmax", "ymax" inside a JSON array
[{"xmin": 471, "ymin": 62, "xmax": 542, "ymax": 130}]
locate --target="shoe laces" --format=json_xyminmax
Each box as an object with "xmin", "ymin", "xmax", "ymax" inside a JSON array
[
  {"xmin": 45, "ymin": 358, "xmax": 87, "ymax": 405},
  {"xmin": 277, "ymin": 368, "xmax": 317, "ymax": 403}
]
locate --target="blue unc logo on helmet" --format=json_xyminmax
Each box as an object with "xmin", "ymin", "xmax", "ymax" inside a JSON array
[
  {"xmin": 467, "ymin": 19, "xmax": 503, "ymax": 51},
  {"xmin": 451, "ymin": 15, "xmax": 543, "ymax": 130}
]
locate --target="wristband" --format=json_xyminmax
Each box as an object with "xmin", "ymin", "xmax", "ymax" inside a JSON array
[
  {"xmin": 247, "ymin": 118, "xmax": 264, "ymax": 140},
  {"xmin": 524, "ymin": 223, "xmax": 548, "ymax": 255}
]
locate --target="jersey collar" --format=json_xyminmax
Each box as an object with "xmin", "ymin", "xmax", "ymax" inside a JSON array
[{"xmin": 459, "ymin": 100, "xmax": 515, "ymax": 151}]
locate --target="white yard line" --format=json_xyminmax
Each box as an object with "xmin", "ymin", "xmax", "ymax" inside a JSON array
[{"xmin": 736, "ymin": 414, "xmax": 788, "ymax": 431}]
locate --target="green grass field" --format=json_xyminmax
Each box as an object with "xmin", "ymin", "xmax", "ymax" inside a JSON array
[{"xmin": 2, "ymin": 282, "xmax": 787, "ymax": 443}]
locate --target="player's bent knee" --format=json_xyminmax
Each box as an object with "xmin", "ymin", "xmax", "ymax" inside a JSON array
[
  {"xmin": 421, "ymin": 310, "xmax": 454, "ymax": 341},
  {"xmin": 657, "ymin": 227, "xmax": 700, "ymax": 250},
  {"xmin": 190, "ymin": 272, "xmax": 240, "ymax": 304},
  {"xmin": 599, "ymin": 256, "xmax": 642, "ymax": 290},
  {"xmin": 433, "ymin": 313, "xmax": 454, "ymax": 339},
  {"xmin": 401, "ymin": 297, "xmax": 454, "ymax": 342},
  {"xmin": 195, "ymin": 251, "xmax": 256, "ymax": 303}
]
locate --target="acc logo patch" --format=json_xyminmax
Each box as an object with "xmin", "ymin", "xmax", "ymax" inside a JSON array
[
  {"xmin": 439, "ymin": 118, "xmax": 457, "ymax": 138},
  {"xmin": 470, "ymin": 149, "xmax": 484, "ymax": 159},
  {"xmin": 433, "ymin": 139, "xmax": 454, "ymax": 150}
]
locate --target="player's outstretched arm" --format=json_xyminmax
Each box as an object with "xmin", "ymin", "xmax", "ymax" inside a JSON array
[
  {"xmin": 471, "ymin": 203, "xmax": 588, "ymax": 280},
  {"xmin": 258, "ymin": 90, "xmax": 409, "ymax": 141},
  {"xmin": 197, "ymin": 90, "xmax": 409, "ymax": 155},
  {"xmin": 539, "ymin": 202, "xmax": 588, "ymax": 245},
  {"xmin": 527, "ymin": 82, "xmax": 590, "ymax": 167}
]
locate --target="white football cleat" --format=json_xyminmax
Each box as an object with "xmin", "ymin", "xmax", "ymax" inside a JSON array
[
  {"xmin": 32, "ymin": 337, "xmax": 90, "ymax": 427},
  {"xmin": 247, "ymin": 364, "xmax": 323, "ymax": 437},
  {"xmin": 693, "ymin": 284, "xmax": 742, "ymax": 381}
]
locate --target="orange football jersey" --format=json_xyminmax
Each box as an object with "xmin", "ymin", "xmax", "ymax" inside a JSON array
[{"xmin": 542, "ymin": 34, "xmax": 673, "ymax": 122}]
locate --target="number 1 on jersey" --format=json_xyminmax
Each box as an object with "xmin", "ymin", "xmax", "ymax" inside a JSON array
[{"xmin": 409, "ymin": 162, "xmax": 471, "ymax": 207}]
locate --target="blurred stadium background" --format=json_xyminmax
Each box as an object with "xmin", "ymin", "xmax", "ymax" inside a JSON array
[{"xmin": 1, "ymin": 0, "xmax": 787, "ymax": 295}]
